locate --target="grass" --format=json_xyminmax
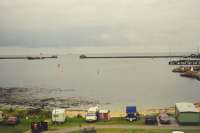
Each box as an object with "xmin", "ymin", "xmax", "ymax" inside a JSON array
[
  {"xmin": 96, "ymin": 118, "xmax": 144, "ymax": 125},
  {"xmin": 48, "ymin": 117, "xmax": 144, "ymax": 129},
  {"xmin": 0, "ymin": 108, "xmax": 199, "ymax": 133},
  {"xmin": 0, "ymin": 108, "xmax": 51, "ymax": 133}
]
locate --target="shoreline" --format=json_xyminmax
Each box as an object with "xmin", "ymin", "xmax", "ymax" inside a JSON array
[
  {"xmin": 1, "ymin": 102, "xmax": 200, "ymax": 118},
  {"xmin": 1, "ymin": 87, "xmax": 200, "ymax": 117}
]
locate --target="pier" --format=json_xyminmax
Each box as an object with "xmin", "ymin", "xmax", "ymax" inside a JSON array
[
  {"xmin": 0, "ymin": 55, "xmax": 58, "ymax": 60},
  {"xmin": 169, "ymin": 60, "xmax": 200, "ymax": 65},
  {"xmin": 80, "ymin": 54, "xmax": 200, "ymax": 59}
]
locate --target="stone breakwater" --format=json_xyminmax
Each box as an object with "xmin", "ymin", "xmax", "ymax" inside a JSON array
[{"xmin": 0, "ymin": 87, "xmax": 99, "ymax": 109}]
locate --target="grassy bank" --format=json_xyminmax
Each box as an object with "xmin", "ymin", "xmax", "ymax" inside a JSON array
[
  {"xmin": 0, "ymin": 117, "xmax": 144, "ymax": 133},
  {"xmin": 0, "ymin": 108, "xmax": 51, "ymax": 133},
  {"xmin": 73, "ymin": 129, "xmax": 200, "ymax": 133},
  {"xmin": 0, "ymin": 107, "xmax": 145, "ymax": 133}
]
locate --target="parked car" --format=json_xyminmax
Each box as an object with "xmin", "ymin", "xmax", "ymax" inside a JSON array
[
  {"xmin": 0, "ymin": 111, "xmax": 3, "ymax": 123},
  {"xmin": 5, "ymin": 116, "xmax": 20, "ymax": 125},
  {"xmin": 145, "ymin": 115, "xmax": 157, "ymax": 125},
  {"xmin": 159, "ymin": 113, "xmax": 170, "ymax": 124},
  {"xmin": 31, "ymin": 122, "xmax": 48, "ymax": 133}
]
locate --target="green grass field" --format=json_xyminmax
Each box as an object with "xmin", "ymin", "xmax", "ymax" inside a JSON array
[
  {"xmin": 0, "ymin": 108, "xmax": 51, "ymax": 133},
  {"xmin": 52, "ymin": 117, "xmax": 144, "ymax": 128}
]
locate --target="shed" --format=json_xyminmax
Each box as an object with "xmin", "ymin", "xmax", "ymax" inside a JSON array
[
  {"xmin": 175, "ymin": 102, "xmax": 200, "ymax": 124},
  {"xmin": 52, "ymin": 108, "xmax": 66, "ymax": 123},
  {"xmin": 98, "ymin": 109, "xmax": 110, "ymax": 120}
]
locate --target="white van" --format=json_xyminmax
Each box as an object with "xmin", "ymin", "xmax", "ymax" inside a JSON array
[
  {"xmin": 0, "ymin": 111, "xmax": 3, "ymax": 122},
  {"xmin": 85, "ymin": 106, "xmax": 99, "ymax": 122},
  {"xmin": 52, "ymin": 108, "xmax": 66, "ymax": 123}
]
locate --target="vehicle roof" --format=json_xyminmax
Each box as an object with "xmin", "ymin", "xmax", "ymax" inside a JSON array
[
  {"xmin": 52, "ymin": 108, "xmax": 65, "ymax": 114},
  {"xmin": 99, "ymin": 109, "xmax": 110, "ymax": 113},
  {"xmin": 88, "ymin": 106, "xmax": 99, "ymax": 112},
  {"xmin": 172, "ymin": 131, "xmax": 184, "ymax": 133},
  {"xmin": 159, "ymin": 113, "xmax": 168, "ymax": 116},
  {"xmin": 175, "ymin": 102, "xmax": 199, "ymax": 113}
]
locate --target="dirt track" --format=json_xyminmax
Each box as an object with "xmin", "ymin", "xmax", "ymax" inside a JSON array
[{"xmin": 25, "ymin": 125, "xmax": 200, "ymax": 133}]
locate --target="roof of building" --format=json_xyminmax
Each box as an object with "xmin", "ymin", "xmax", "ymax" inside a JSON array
[
  {"xmin": 175, "ymin": 102, "xmax": 199, "ymax": 113},
  {"xmin": 52, "ymin": 108, "xmax": 65, "ymax": 114}
]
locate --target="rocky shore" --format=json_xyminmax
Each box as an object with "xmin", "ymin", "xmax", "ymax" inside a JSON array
[
  {"xmin": 1, "ymin": 87, "xmax": 200, "ymax": 117},
  {"xmin": 0, "ymin": 87, "xmax": 99, "ymax": 109}
]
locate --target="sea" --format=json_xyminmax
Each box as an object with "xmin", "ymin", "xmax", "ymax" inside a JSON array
[{"xmin": 0, "ymin": 53, "xmax": 200, "ymax": 111}]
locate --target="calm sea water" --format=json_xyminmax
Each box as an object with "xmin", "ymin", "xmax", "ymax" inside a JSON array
[{"xmin": 0, "ymin": 54, "xmax": 200, "ymax": 110}]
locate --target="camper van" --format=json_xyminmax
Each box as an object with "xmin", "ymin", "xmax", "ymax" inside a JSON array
[
  {"xmin": 52, "ymin": 108, "xmax": 66, "ymax": 123},
  {"xmin": 85, "ymin": 106, "xmax": 99, "ymax": 122},
  {"xmin": 0, "ymin": 111, "xmax": 3, "ymax": 122},
  {"xmin": 126, "ymin": 106, "xmax": 138, "ymax": 121}
]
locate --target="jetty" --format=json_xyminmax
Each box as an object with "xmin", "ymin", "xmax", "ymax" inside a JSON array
[
  {"xmin": 80, "ymin": 54, "xmax": 200, "ymax": 59},
  {"xmin": 0, "ymin": 55, "xmax": 58, "ymax": 60}
]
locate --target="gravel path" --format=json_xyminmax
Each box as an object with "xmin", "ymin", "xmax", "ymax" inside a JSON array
[{"xmin": 25, "ymin": 125, "xmax": 200, "ymax": 133}]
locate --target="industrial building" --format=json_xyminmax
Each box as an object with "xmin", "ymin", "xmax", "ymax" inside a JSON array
[{"xmin": 175, "ymin": 102, "xmax": 200, "ymax": 124}]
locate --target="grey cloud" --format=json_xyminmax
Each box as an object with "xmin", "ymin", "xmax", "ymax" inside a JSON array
[{"xmin": 0, "ymin": 0, "xmax": 200, "ymax": 50}]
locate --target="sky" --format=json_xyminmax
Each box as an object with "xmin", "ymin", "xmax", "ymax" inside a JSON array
[{"xmin": 0, "ymin": 0, "xmax": 200, "ymax": 54}]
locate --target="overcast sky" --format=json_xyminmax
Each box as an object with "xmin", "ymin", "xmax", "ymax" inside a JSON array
[{"xmin": 0, "ymin": 0, "xmax": 200, "ymax": 54}]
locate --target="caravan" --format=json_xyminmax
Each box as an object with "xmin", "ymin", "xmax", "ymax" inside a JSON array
[
  {"xmin": 0, "ymin": 111, "xmax": 3, "ymax": 123},
  {"xmin": 85, "ymin": 106, "xmax": 99, "ymax": 122},
  {"xmin": 52, "ymin": 108, "xmax": 66, "ymax": 123}
]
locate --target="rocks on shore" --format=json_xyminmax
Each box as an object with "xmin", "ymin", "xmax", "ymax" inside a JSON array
[{"xmin": 0, "ymin": 87, "xmax": 99, "ymax": 109}]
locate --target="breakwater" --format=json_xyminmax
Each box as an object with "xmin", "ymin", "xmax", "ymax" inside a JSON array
[
  {"xmin": 0, "ymin": 55, "xmax": 58, "ymax": 60},
  {"xmin": 80, "ymin": 54, "xmax": 200, "ymax": 59}
]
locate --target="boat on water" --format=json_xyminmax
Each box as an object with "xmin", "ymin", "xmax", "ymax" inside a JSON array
[
  {"xmin": 172, "ymin": 66, "xmax": 200, "ymax": 73},
  {"xmin": 172, "ymin": 66, "xmax": 191, "ymax": 73}
]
